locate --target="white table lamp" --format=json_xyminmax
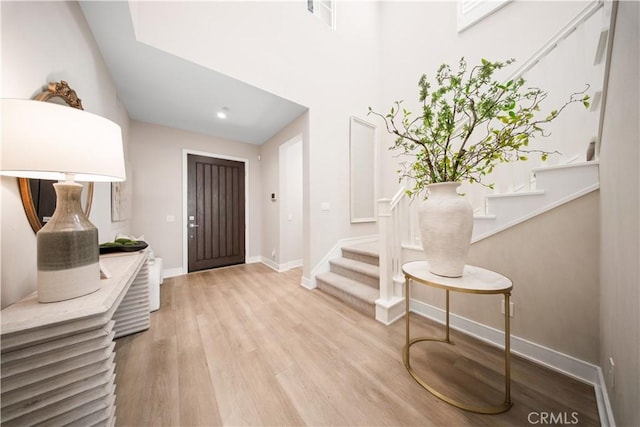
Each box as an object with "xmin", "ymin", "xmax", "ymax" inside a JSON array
[{"xmin": 1, "ymin": 98, "xmax": 126, "ymax": 302}]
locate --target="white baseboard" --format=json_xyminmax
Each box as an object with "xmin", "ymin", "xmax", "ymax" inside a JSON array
[
  {"xmin": 163, "ymin": 267, "xmax": 183, "ymax": 278},
  {"xmin": 594, "ymin": 367, "xmax": 616, "ymax": 427},
  {"xmin": 260, "ymin": 256, "xmax": 280, "ymax": 272},
  {"xmin": 283, "ymin": 259, "xmax": 303, "ymax": 270},
  {"xmin": 409, "ymin": 298, "xmax": 615, "ymax": 425},
  {"xmin": 410, "ymin": 298, "xmax": 600, "ymax": 384},
  {"xmin": 246, "ymin": 256, "xmax": 261, "ymax": 264},
  {"xmin": 301, "ymin": 276, "xmax": 315, "ymax": 289},
  {"xmin": 375, "ymin": 296, "xmax": 405, "ymax": 325},
  {"xmin": 259, "ymin": 256, "xmax": 303, "ymax": 273},
  {"xmin": 472, "ymin": 183, "xmax": 600, "ymax": 243}
]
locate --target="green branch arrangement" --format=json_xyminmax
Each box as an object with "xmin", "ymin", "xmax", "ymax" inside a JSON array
[{"xmin": 368, "ymin": 57, "xmax": 590, "ymax": 198}]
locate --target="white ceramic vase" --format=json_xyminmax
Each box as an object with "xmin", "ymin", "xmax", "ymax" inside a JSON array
[{"xmin": 418, "ymin": 182, "xmax": 473, "ymax": 277}]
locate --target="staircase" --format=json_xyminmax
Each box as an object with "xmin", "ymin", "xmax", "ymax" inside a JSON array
[
  {"xmin": 314, "ymin": 161, "xmax": 599, "ymax": 322},
  {"xmin": 472, "ymin": 161, "xmax": 600, "ymax": 242},
  {"xmin": 315, "ymin": 242, "xmax": 380, "ymax": 317},
  {"xmin": 315, "ymin": 1, "xmax": 608, "ymax": 321}
]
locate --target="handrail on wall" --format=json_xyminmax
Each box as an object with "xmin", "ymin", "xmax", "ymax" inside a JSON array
[
  {"xmin": 507, "ymin": 0, "xmax": 605, "ymax": 82},
  {"xmin": 376, "ymin": 0, "xmax": 614, "ymax": 315}
]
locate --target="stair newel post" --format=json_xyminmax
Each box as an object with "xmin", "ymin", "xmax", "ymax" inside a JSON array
[{"xmin": 377, "ymin": 198, "xmax": 394, "ymax": 303}]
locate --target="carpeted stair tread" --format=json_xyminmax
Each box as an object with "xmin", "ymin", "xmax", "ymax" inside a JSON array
[
  {"xmin": 316, "ymin": 272, "xmax": 377, "ymax": 317},
  {"xmin": 316, "ymin": 242, "xmax": 381, "ymax": 317},
  {"xmin": 341, "ymin": 242, "xmax": 379, "ymax": 266},
  {"xmin": 329, "ymin": 257, "xmax": 379, "ymax": 282}
]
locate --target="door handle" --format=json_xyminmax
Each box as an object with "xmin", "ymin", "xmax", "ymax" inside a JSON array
[{"xmin": 189, "ymin": 223, "xmax": 199, "ymax": 228}]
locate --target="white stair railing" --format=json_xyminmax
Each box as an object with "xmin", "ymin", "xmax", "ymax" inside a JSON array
[
  {"xmin": 375, "ymin": 187, "xmax": 412, "ymax": 324},
  {"xmin": 472, "ymin": 0, "xmax": 607, "ymax": 203},
  {"xmin": 376, "ymin": 0, "xmax": 611, "ymax": 325}
]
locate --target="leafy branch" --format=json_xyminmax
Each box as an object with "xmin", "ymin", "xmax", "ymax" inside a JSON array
[{"xmin": 368, "ymin": 57, "xmax": 590, "ymax": 197}]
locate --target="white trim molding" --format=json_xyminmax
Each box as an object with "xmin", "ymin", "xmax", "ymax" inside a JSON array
[
  {"xmin": 260, "ymin": 256, "xmax": 280, "ymax": 272},
  {"xmin": 162, "ymin": 267, "xmax": 184, "ymax": 279},
  {"xmin": 457, "ymin": 0, "xmax": 512, "ymax": 32},
  {"xmin": 260, "ymin": 256, "xmax": 303, "ymax": 273},
  {"xmin": 506, "ymin": 0, "xmax": 604, "ymax": 82},
  {"xmin": 301, "ymin": 276, "xmax": 315, "ymax": 290},
  {"xmin": 594, "ymin": 367, "xmax": 616, "ymax": 427},
  {"xmin": 375, "ymin": 295, "xmax": 405, "ymax": 325}
]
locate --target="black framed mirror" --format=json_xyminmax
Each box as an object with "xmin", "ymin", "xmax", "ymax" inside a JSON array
[{"xmin": 19, "ymin": 81, "xmax": 94, "ymax": 233}]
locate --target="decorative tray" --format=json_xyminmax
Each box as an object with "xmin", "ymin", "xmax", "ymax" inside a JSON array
[{"xmin": 99, "ymin": 240, "xmax": 148, "ymax": 254}]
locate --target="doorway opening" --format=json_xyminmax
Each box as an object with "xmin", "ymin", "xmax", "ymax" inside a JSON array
[{"xmin": 278, "ymin": 136, "xmax": 304, "ymax": 270}]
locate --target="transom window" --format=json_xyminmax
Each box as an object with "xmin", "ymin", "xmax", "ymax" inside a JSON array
[{"xmin": 308, "ymin": 0, "xmax": 336, "ymax": 30}]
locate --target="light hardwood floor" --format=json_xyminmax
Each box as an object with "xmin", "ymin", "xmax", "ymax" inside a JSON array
[{"xmin": 114, "ymin": 263, "xmax": 600, "ymax": 426}]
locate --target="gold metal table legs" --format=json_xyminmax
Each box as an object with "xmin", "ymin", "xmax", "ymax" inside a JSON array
[{"xmin": 403, "ymin": 277, "xmax": 513, "ymax": 414}]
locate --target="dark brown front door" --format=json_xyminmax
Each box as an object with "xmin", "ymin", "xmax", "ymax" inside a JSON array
[{"xmin": 187, "ymin": 154, "xmax": 245, "ymax": 272}]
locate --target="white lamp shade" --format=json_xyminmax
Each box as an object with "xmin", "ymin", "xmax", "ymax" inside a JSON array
[{"xmin": 1, "ymin": 98, "xmax": 126, "ymax": 182}]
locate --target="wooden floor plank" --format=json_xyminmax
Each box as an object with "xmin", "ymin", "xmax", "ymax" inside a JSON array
[
  {"xmin": 237, "ymin": 349, "xmax": 306, "ymax": 426},
  {"xmin": 114, "ymin": 263, "xmax": 600, "ymax": 426},
  {"xmin": 175, "ymin": 275, "xmax": 222, "ymax": 426},
  {"xmin": 276, "ymin": 361, "xmax": 353, "ymax": 426}
]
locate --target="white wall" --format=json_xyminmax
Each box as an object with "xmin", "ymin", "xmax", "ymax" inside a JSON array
[
  {"xmin": 128, "ymin": 120, "xmax": 262, "ymax": 274},
  {"xmin": 1, "ymin": 3, "xmax": 637, "ymax": 422},
  {"xmin": 122, "ymin": 1, "xmax": 382, "ymax": 282},
  {"xmin": 279, "ymin": 136, "xmax": 304, "ymax": 267},
  {"xmin": 377, "ymin": 1, "xmax": 637, "ymax": 422},
  {"xmin": 405, "ymin": 191, "xmax": 600, "ymax": 364},
  {"xmin": 0, "ymin": 1, "xmax": 131, "ymax": 308},
  {"xmin": 598, "ymin": 1, "xmax": 640, "ymax": 425},
  {"xmin": 376, "ymin": 1, "xmax": 594, "ymax": 199},
  {"xmin": 260, "ymin": 113, "xmax": 308, "ymax": 271}
]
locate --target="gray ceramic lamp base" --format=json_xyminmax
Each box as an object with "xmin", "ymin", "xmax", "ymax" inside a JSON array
[{"xmin": 36, "ymin": 182, "xmax": 100, "ymax": 303}]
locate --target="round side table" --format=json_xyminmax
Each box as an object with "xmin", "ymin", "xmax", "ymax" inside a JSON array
[{"xmin": 402, "ymin": 260, "xmax": 514, "ymax": 414}]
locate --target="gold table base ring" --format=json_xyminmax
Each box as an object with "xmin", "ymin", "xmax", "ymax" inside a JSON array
[
  {"xmin": 403, "ymin": 337, "xmax": 513, "ymax": 415},
  {"xmin": 402, "ymin": 262, "xmax": 515, "ymax": 416}
]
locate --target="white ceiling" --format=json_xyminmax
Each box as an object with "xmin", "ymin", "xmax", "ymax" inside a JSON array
[{"xmin": 79, "ymin": 1, "xmax": 307, "ymax": 145}]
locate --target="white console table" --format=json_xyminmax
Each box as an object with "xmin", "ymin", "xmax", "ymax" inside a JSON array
[{"xmin": 1, "ymin": 251, "xmax": 150, "ymax": 426}]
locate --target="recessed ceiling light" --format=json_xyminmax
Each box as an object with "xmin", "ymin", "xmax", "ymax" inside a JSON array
[{"xmin": 217, "ymin": 107, "xmax": 229, "ymax": 120}]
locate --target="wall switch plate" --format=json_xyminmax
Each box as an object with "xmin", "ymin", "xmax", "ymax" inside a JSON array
[
  {"xmin": 166, "ymin": 215, "xmax": 176, "ymax": 223},
  {"xmin": 501, "ymin": 299, "xmax": 514, "ymax": 317},
  {"xmin": 608, "ymin": 357, "xmax": 615, "ymax": 388},
  {"xmin": 321, "ymin": 202, "xmax": 330, "ymax": 211}
]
